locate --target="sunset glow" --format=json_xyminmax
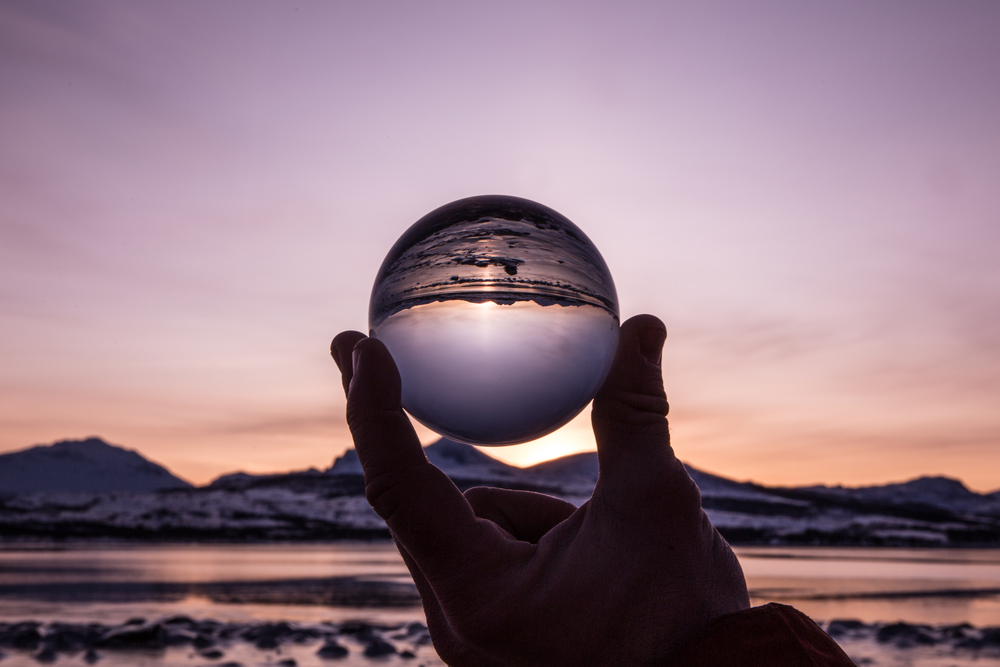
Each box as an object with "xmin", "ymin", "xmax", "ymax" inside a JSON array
[{"xmin": 1, "ymin": 1, "xmax": 998, "ymax": 490}]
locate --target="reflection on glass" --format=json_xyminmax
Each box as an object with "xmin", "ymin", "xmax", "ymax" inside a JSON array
[{"xmin": 369, "ymin": 195, "xmax": 620, "ymax": 446}]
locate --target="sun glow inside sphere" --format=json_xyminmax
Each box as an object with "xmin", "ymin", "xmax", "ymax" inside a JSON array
[{"xmin": 369, "ymin": 195, "xmax": 619, "ymax": 446}]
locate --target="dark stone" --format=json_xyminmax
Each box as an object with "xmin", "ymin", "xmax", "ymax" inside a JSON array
[
  {"xmin": 123, "ymin": 618, "xmax": 146, "ymax": 626},
  {"xmin": 41, "ymin": 628, "xmax": 92, "ymax": 652},
  {"xmin": 255, "ymin": 636, "xmax": 278, "ymax": 649},
  {"xmin": 194, "ymin": 620, "xmax": 223, "ymax": 636},
  {"xmin": 276, "ymin": 660, "xmax": 297, "ymax": 667},
  {"xmin": 162, "ymin": 615, "xmax": 196, "ymax": 627},
  {"xmin": 163, "ymin": 630, "xmax": 197, "ymax": 646},
  {"xmin": 876, "ymin": 623, "xmax": 936, "ymax": 647},
  {"xmin": 941, "ymin": 623, "xmax": 975, "ymax": 640},
  {"xmin": 316, "ymin": 640, "xmax": 349, "ymax": 659},
  {"xmin": 193, "ymin": 634, "xmax": 216, "ymax": 649},
  {"xmin": 981, "ymin": 627, "xmax": 1000, "ymax": 647},
  {"xmin": 199, "ymin": 648, "xmax": 225, "ymax": 659},
  {"xmin": 96, "ymin": 623, "xmax": 165, "ymax": 649},
  {"xmin": 4, "ymin": 624, "xmax": 42, "ymax": 650},
  {"xmin": 243, "ymin": 621, "xmax": 294, "ymax": 648},
  {"xmin": 337, "ymin": 621, "xmax": 373, "ymax": 636},
  {"xmin": 400, "ymin": 649, "xmax": 417, "ymax": 658},
  {"xmin": 363, "ymin": 638, "xmax": 397, "ymax": 657},
  {"xmin": 825, "ymin": 619, "xmax": 868, "ymax": 638},
  {"xmin": 84, "ymin": 648, "xmax": 101, "ymax": 663},
  {"xmin": 34, "ymin": 647, "xmax": 58, "ymax": 663}
]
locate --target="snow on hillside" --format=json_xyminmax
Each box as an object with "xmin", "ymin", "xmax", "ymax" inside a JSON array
[
  {"xmin": 0, "ymin": 437, "xmax": 997, "ymax": 546},
  {"xmin": 802, "ymin": 476, "xmax": 1000, "ymax": 518}
]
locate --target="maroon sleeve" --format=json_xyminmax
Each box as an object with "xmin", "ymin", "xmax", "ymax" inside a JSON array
[{"xmin": 668, "ymin": 603, "xmax": 856, "ymax": 666}]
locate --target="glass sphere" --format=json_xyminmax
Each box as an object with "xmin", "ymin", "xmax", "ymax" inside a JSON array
[{"xmin": 369, "ymin": 195, "xmax": 619, "ymax": 446}]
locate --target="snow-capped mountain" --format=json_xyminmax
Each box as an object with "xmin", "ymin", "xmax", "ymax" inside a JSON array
[
  {"xmin": 0, "ymin": 438, "xmax": 192, "ymax": 493},
  {"xmin": 801, "ymin": 476, "xmax": 1000, "ymax": 517},
  {"xmin": 0, "ymin": 437, "xmax": 997, "ymax": 546}
]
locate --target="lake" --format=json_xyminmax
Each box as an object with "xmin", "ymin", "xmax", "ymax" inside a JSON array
[{"xmin": 0, "ymin": 543, "xmax": 998, "ymax": 666}]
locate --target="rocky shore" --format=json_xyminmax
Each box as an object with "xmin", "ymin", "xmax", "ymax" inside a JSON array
[
  {"xmin": 0, "ymin": 616, "xmax": 438, "ymax": 665},
  {"xmin": 2, "ymin": 615, "xmax": 1000, "ymax": 666}
]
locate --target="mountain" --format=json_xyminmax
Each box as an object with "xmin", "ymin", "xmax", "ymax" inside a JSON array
[
  {"xmin": 1, "ymin": 437, "xmax": 998, "ymax": 546},
  {"xmin": 322, "ymin": 442, "xmax": 1000, "ymax": 547},
  {"xmin": 801, "ymin": 476, "xmax": 1000, "ymax": 516},
  {"xmin": 0, "ymin": 438, "xmax": 192, "ymax": 493}
]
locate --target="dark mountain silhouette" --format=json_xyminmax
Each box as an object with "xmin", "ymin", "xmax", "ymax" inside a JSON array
[
  {"xmin": 0, "ymin": 437, "xmax": 192, "ymax": 493},
  {"xmin": 0, "ymin": 437, "xmax": 997, "ymax": 546}
]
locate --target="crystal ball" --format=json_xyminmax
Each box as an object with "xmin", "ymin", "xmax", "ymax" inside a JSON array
[{"xmin": 369, "ymin": 195, "xmax": 620, "ymax": 446}]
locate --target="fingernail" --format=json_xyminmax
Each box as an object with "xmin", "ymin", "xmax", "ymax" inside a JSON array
[
  {"xmin": 352, "ymin": 345, "xmax": 363, "ymax": 375},
  {"xmin": 639, "ymin": 325, "xmax": 666, "ymax": 365}
]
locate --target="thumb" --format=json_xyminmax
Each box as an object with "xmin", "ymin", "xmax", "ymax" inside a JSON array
[{"xmin": 591, "ymin": 315, "xmax": 699, "ymax": 514}]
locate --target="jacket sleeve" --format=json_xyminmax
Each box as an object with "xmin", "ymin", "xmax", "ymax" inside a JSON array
[{"xmin": 667, "ymin": 603, "xmax": 856, "ymax": 666}]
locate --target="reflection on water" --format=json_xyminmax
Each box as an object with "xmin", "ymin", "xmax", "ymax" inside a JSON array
[
  {"xmin": 2, "ymin": 544, "xmax": 998, "ymax": 627},
  {"xmin": 376, "ymin": 300, "xmax": 618, "ymax": 445},
  {"xmin": 0, "ymin": 543, "xmax": 417, "ymax": 625},
  {"xmin": 737, "ymin": 547, "xmax": 1000, "ymax": 626},
  {"xmin": 1, "ymin": 544, "xmax": 999, "ymax": 666}
]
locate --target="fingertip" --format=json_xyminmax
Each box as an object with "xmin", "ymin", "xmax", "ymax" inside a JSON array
[
  {"xmin": 622, "ymin": 315, "xmax": 667, "ymax": 366},
  {"xmin": 331, "ymin": 331, "xmax": 367, "ymax": 396},
  {"xmin": 598, "ymin": 315, "xmax": 669, "ymax": 404},
  {"xmin": 348, "ymin": 336, "xmax": 403, "ymax": 412}
]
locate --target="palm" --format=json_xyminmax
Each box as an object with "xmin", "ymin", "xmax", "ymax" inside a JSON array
[{"xmin": 332, "ymin": 316, "xmax": 749, "ymax": 667}]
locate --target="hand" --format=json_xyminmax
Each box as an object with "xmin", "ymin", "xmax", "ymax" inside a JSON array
[{"xmin": 331, "ymin": 315, "xmax": 750, "ymax": 666}]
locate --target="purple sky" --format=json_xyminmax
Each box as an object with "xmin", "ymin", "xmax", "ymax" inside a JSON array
[{"xmin": 2, "ymin": 1, "xmax": 998, "ymax": 489}]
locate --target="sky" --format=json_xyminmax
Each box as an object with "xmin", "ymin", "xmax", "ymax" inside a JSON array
[{"xmin": 1, "ymin": 1, "xmax": 998, "ymax": 490}]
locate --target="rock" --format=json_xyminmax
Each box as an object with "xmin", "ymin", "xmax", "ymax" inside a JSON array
[
  {"xmin": 96, "ymin": 623, "xmax": 165, "ymax": 649},
  {"xmin": 162, "ymin": 615, "xmax": 196, "ymax": 627},
  {"xmin": 277, "ymin": 660, "xmax": 297, "ymax": 667},
  {"xmin": 34, "ymin": 647, "xmax": 58, "ymax": 663},
  {"xmin": 363, "ymin": 638, "xmax": 397, "ymax": 657},
  {"xmin": 940, "ymin": 623, "xmax": 975, "ymax": 641},
  {"xmin": 194, "ymin": 620, "xmax": 223, "ymax": 636},
  {"xmin": 242, "ymin": 621, "xmax": 295, "ymax": 649},
  {"xmin": 875, "ymin": 623, "xmax": 936, "ymax": 647},
  {"xmin": 40, "ymin": 629, "xmax": 90, "ymax": 652},
  {"xmin": 316, "ymin": 640, "xmax": 349, "ymax": 659},
  {"xmin": 199, "ymin": 648, "xmax": 225, "ymax": 659},
  {"xmin": 337, "ymin": 621, "xmax": 374, "ymax": 637},
  {"xmin": 84, "ymin": 648, "xmax": 101, "ymax": 663},
  {"xmin": 2, "ymin": 623, "xmax": 42, "ymax": 650},
  {"xmin": 163, "ymin": 629, "xmax": 197, "ymax": 646},
  {"xmin": 825, "ymin": 619, "xmax": 869, "ymax": 638},
  {"xmin": 982, "ymin": 627, "xmax": 1000, "ymax": 647}
]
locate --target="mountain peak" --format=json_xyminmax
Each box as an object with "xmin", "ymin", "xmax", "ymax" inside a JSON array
[
  {"xmin": 424, "ymin": 438, "xmax": 507, "ymax": 469},
  {"xmin": 0, "ymin": 437, "xmax": 192, "ymax": 494}
]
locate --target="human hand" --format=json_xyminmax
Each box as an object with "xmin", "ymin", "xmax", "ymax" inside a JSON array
[{"xmin": 331, "ymin": 315, "xmax": 750, "ymax": 666}]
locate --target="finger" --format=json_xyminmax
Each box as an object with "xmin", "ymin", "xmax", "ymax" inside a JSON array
[
  {"xmin": 464, "ymin": 487, "xmax": 577, "ymax": 544},
  {"xmin": 331, "ymin": 331, "xmax": 367, "ymax": 396},
  {"xmin": 347, "ymin": 337, "xmax": 505, "ymax": 584},
  {"xmin": 395, "ymin": 542, "xmax": 478, "ymax": 667},
  {"xmin": 590, "ymin": 315, "xmax": 701, "ymax": 516}
]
